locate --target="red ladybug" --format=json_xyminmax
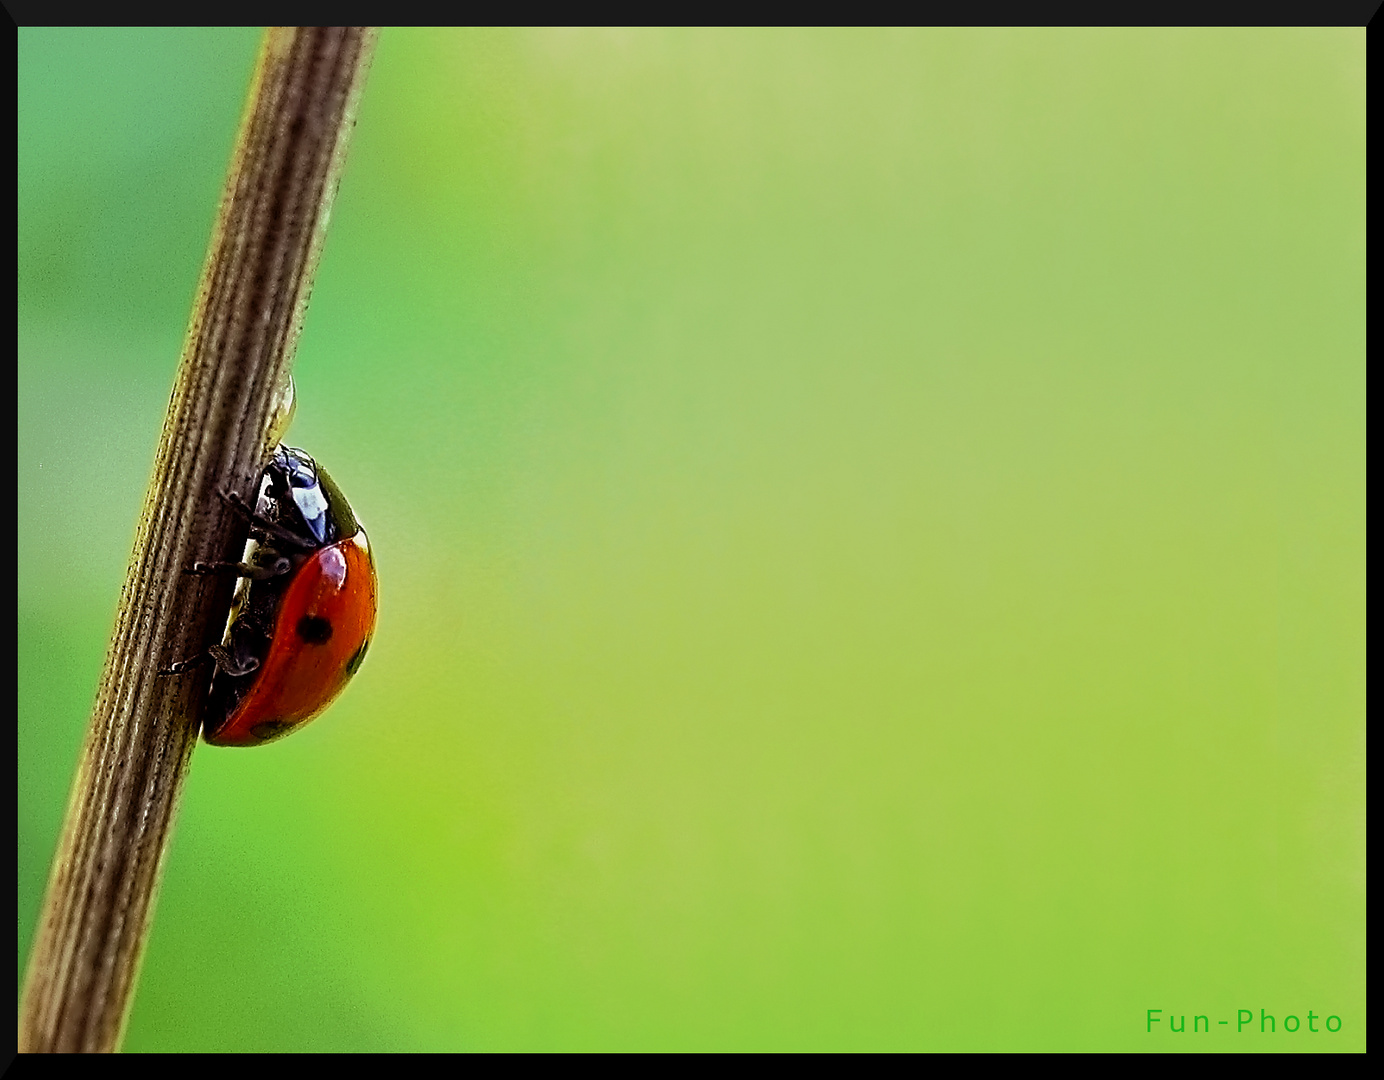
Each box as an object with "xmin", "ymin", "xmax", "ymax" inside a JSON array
[{"xmin": 197, "ymin": 445, "xmax": 377, "ymax": 746}]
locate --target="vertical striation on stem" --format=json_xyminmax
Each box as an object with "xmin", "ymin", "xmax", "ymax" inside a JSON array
[{"xmin": 19, "ymin": 26, "xmax": 378, "ymax": 1053}]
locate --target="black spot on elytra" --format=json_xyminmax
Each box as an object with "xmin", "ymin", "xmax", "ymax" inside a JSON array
[
  {"xmin": 297, "ymin": 614, "xmax": 333, "ymax": 644},
  {"xmin": 345, "ymin": 638, "xmax": 371, "ymax": 676},
  {"xmin": 251, "ymin": 720, "xmax": 290, "ymax": 742}
]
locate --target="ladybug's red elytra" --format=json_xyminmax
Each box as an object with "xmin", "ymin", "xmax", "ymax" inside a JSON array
[{"xmin": 199, "ymin": 444, "xmax": 377, "ymax": 747}]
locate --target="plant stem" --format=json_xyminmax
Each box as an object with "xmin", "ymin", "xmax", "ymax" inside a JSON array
[{"xmin": 18, "ymin": 27, "xmax": 378, "ymax": 1054}]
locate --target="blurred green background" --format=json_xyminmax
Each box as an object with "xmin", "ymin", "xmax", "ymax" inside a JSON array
[{"xmin": 18, "ymin": 29, "xmax": 1364, "ymax": 1051}]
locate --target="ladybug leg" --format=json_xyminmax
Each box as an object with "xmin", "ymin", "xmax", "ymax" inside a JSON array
[
  {"xmin": 219, "ymin": 490, "xmax": 316, "ymax": 552},
  {"xmin": 208, "ymin": 642, "xmax": 261, "ymax": 678},
  {"xmin": 161, "ymin": 635, "xmax": 260, "ymax": 677},
  {"xmin": 190, "ymin": 557, "xmax": 292, "ymax": 580},
  {"xmin": 160, "ymin": 652, "xmax": 209, "ymax": 676}
]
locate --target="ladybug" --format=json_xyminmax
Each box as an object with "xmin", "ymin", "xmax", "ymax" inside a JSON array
[{"xmin": 195, "ymin": 444, "xmax": 377, "ymax": 746}]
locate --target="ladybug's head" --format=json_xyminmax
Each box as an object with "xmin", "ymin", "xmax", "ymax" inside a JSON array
[
  {"xmin": 269, "ymin": 445, "xmax": 333, "ymax": 545},
  {"xmin": 268, "ymin": 445, "xmax": 361, "ymax": 546}
]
